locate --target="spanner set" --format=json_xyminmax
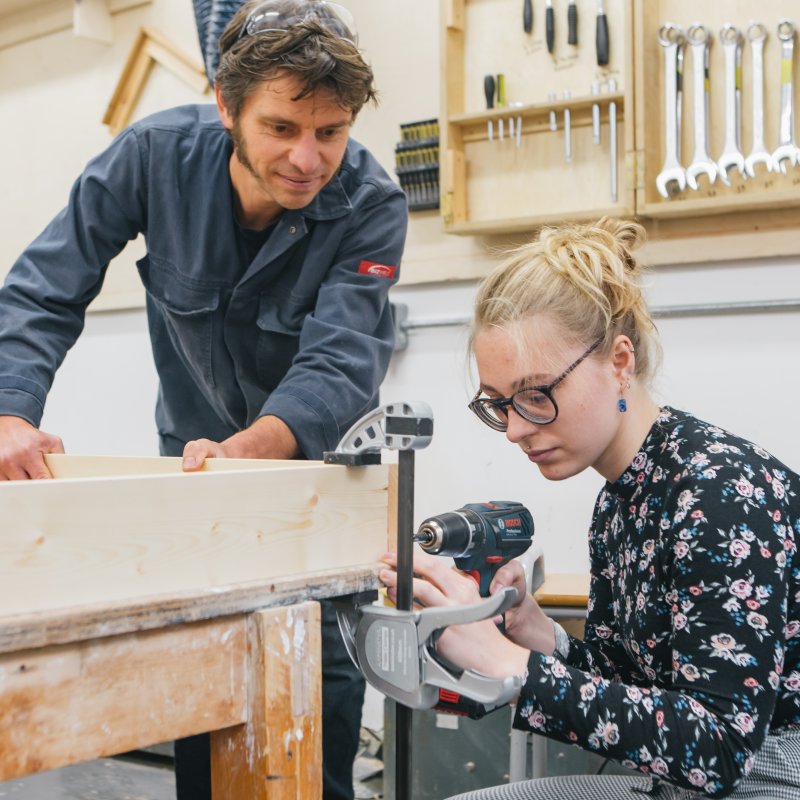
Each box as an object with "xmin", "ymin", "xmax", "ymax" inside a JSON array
[{"xmin": 657, "ymin": 18, "xmax": 799, "ymax": 199}]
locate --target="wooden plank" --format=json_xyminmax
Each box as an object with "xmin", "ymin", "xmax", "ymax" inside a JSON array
[
  {"xmin": 0, "ymin": 461, "xmax": 390, "ymax": 617},
  {"xmin": 44, "ymin": 453, "xmax": 315, "ymax": 478},
  {"xmin": 0, "ymin": 616, "xmax": 247, "ymax": 781},
  {"xmin": 534, "ymin": 572, "xmax": 590, "ymax": 607},
  {"xmin": 0, "ymin": 566, "xmax": 379, "ymax": 655},
  {"xmin": 103, "ymin": 27, "xmax": 208, "ymax": 136},
  {"xmin": 145, "ymin": 30, "xmax": 209, "ymax": 94},
  {"xmin": 103, "ymin": 28, "xmax": 153, "ymax": 135},
  {"xmin": 211, "ymin": 603, "xmax": 322, "ymax": 799}
]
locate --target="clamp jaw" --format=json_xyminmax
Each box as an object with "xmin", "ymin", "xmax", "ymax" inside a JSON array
[{"xmin": 336, "ymin": 587, "xmax": 523, "ymax": 714}]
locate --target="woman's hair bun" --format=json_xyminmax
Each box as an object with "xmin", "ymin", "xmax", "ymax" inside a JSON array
[{"xmin": 594, "ymin": 217, "xmax": 645, "ymax": 268}]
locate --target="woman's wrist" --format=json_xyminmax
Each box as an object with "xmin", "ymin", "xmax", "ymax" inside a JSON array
[
  {"xmin": 551, "ymin": 619, "xmax": 570, "ymax": 660},
  {"xmin": 505, "ymin": 596, "xmax": 557, "ymax": 654}
]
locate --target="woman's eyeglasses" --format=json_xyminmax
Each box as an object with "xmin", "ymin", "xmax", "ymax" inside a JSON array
[{"xmin": 469, "ymin": 338, "xmax": 604, "ymax": 431}]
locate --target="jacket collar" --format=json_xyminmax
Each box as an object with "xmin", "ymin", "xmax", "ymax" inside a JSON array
[{"xmin": 298, "ymin": 168, "xmax": 353, "ymax": 221}]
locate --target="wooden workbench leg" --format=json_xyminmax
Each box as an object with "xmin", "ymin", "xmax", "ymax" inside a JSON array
[{"xmin": 210, "ymin": 601, "xmax": 322, "ymax": 799}]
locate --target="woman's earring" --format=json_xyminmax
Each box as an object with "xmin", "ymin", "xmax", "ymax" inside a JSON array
[{"xmin": 618, "ymin": 380, "xmax": 630, "ymax": 413}]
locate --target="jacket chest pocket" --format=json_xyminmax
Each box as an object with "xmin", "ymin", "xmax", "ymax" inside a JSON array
[
  {"xmin": 138, "ymin": 256, "xmax": 221, "ymax": 387},
  {"xmin": 255, "ymin": 292, "xmax": 315, "ymax": 390}
]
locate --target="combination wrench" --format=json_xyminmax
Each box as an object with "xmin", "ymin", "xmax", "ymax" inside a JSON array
[
  {"xmin": 717, "ymin": 24, "xmax": 746, "ymax": 185},
  {"xmin": 686, "ymin": 24, "xmax": 718, "ymax": 190},
  {"xmin": 656, "ymin": 24, "xmax": 687, "ymax": 198},
  {"xmin": 745, "ymin": 23, "xmax": 772, "ymax": 177},
  {"xmin": 772, "ymin": 19, "xmax": 799, "ymax": 174}
]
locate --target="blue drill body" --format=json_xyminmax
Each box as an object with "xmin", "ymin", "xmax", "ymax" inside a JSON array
[{"xmin": 415, "ymin": 501, "xmax": 534, "ymax": 596}]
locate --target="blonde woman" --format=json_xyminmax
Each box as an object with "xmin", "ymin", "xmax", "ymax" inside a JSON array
[{"xmin": 381, "ymin": 219, "xmax": 800, "ymax": 799}]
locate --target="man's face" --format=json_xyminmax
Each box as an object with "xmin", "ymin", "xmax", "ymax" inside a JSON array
[{"xmin": 217, "ymin": 72, "xmax": 353, "ymax": 222}]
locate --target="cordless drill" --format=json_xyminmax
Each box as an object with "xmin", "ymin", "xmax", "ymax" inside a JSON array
[
  {"xmin": 413, "ymin": 501, "xmax": 534, "ymax": 719},
  {"xmin": 414, "ymin": 501, "xmax": 534, "ymax": 595}
]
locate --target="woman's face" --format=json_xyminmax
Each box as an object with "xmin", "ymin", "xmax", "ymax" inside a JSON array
[{"xmin": 473, "ymin": 318, "xmax": 630, "ymax": 482}]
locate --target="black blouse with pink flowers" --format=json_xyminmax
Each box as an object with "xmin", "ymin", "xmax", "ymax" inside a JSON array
[{"xmin": 513, "ymin": 407, "xmax": 800, "ymax": 797}]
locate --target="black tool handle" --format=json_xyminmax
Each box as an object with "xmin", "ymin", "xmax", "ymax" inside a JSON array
[
  {"xmin": 523, "ymin": 0, "xmax": 533, "ymax": 33},
  {"xmin": 568, "ymin": 1, "xmax": 578, "ymax": 45},
  {"xmin": 596, "ymin": 9, "xmax": 609, "ymax": 65},
  {"xmin": 484, "ymin": 74, "xmax": 495, "ymax": 109},
  {"xmin": 546, "ymin": 4, "xmax": 555, "ymax": 52}
]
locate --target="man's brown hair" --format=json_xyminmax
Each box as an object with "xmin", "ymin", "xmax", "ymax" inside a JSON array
[{"xmin": 216, "ymin": 0, "xmax": 378, "ymax": 120}]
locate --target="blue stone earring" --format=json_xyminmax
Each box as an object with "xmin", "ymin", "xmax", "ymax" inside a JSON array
[{"xmin": 618, "ymin": 379, "xmax": 630, "ymax": 413}]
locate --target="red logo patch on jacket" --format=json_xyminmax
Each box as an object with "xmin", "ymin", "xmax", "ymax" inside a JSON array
[{"xmin": 358, "ymin": 260, "xmax": 397, "ymax": 279}]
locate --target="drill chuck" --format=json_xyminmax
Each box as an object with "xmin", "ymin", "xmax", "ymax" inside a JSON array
[{"xmin": 414, "ymin": 510, "xmax": 486, "ymax": 557}]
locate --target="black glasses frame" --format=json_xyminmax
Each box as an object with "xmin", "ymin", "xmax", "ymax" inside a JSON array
[{"xmin": 469, "ymin": 337, "xmax": 604, "ymax": 431}]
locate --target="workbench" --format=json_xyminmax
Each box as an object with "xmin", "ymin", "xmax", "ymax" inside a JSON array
[{"xmin": 0, "ymin": 455, "xmax": 395, "ymax": 798}]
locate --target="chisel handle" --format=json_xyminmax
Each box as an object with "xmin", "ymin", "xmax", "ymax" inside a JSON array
[
  {"xmin": 568, "ymin": 1, "xmax": 578, "ymax": 45},
  {"xmin": 596, "ymin": 6, "xmax": 609, "ymax": 65},
  {"xmin": 523, "ymin": 0, "xmax": 532, "ymax": 34},
  {"xmin": 484, "ymin": 74, "xmax": 495, "ymax": 109}
]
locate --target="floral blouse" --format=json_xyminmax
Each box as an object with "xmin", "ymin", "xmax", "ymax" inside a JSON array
[{"xmin": 514, "ymin": 407, "xmax": 800, "ymax": 797}]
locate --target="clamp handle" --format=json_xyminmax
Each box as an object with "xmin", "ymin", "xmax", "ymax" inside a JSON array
[
  {"xmin": 323, "ymin": 401, "xmax": 434, "ymax": 466},
  {"xmin": 338, "ymin": 588, "xmax": 522, "ymax": 711}
]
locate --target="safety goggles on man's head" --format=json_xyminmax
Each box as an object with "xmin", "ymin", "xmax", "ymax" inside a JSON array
[{"xmin": 237, "ymin": 0, "xmax": 358, "ymax": 45}]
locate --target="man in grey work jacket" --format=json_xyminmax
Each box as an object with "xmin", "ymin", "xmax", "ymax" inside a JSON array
[{"xmin": 0, "ymin": 1, "xmax": 407, "ymax": 798}]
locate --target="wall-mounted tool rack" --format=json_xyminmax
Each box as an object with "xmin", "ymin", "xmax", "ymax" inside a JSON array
[
  {"xmin": 440, "ymin": 0, "xmax": 800, "ymax": 263},
  {"xmin": 636, "ymin": 0, "xmax": 800, "ymax": 219},
  {"xmin": 441, "ymin": 0, "xmax": 633, "ymax": 235},
  {"xmin": 395, "ymin": 119, "xmax": 441, "ymax": 211}
]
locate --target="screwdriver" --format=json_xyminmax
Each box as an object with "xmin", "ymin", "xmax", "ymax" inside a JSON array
[
  {"xmin": 596, "ymin": 0, "xmax": 609, "ymax": 65},
  {"xmin": 496, "ymin": 73, "xmax": 506, "ymax": 141},
  {"xmin": 546, "ymin": 0, "xmax": 555, "ymax": 53},
  {"xmin": 484, "ymin": 74, "xmax": 495, "ymax": 142},
  {"xmin": 523, "ymin": 0, "xmax": 532, "ymax": 34},
  {"xmin": 568, "ymin": 0, "xmax": 578, "ymax": 45}
]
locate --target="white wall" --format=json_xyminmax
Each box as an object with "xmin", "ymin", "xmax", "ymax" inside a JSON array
[
  {"xmin": 383, "ymin": 256, "xmax": 800, "ymax": 575},
  {"xmin": 4, "ymin": 0, "xmax": 800, "ymax": 576}
]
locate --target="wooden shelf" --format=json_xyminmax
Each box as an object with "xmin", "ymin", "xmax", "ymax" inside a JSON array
[{"xmin": 449, "ymin": 92, "xmax": 625, "ymax": 126}]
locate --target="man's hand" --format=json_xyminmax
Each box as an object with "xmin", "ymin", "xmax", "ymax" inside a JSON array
[
  {"xmin": 0, "ymin": 416, "xmax": 64, "ymax": 480},
  {"xmin": 182, "ymin": 415, "xmax": 299, "ymax": 471}
]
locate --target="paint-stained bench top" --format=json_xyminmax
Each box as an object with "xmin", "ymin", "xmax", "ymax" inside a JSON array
[{"xmin": 0, "ymin": 455, "xmax": 395, "ymax": 798}]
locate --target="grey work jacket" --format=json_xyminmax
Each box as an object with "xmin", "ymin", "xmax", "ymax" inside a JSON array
[{"xmin": 0, "ymin": 105, "xmax": 408, "ymax": 459}]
